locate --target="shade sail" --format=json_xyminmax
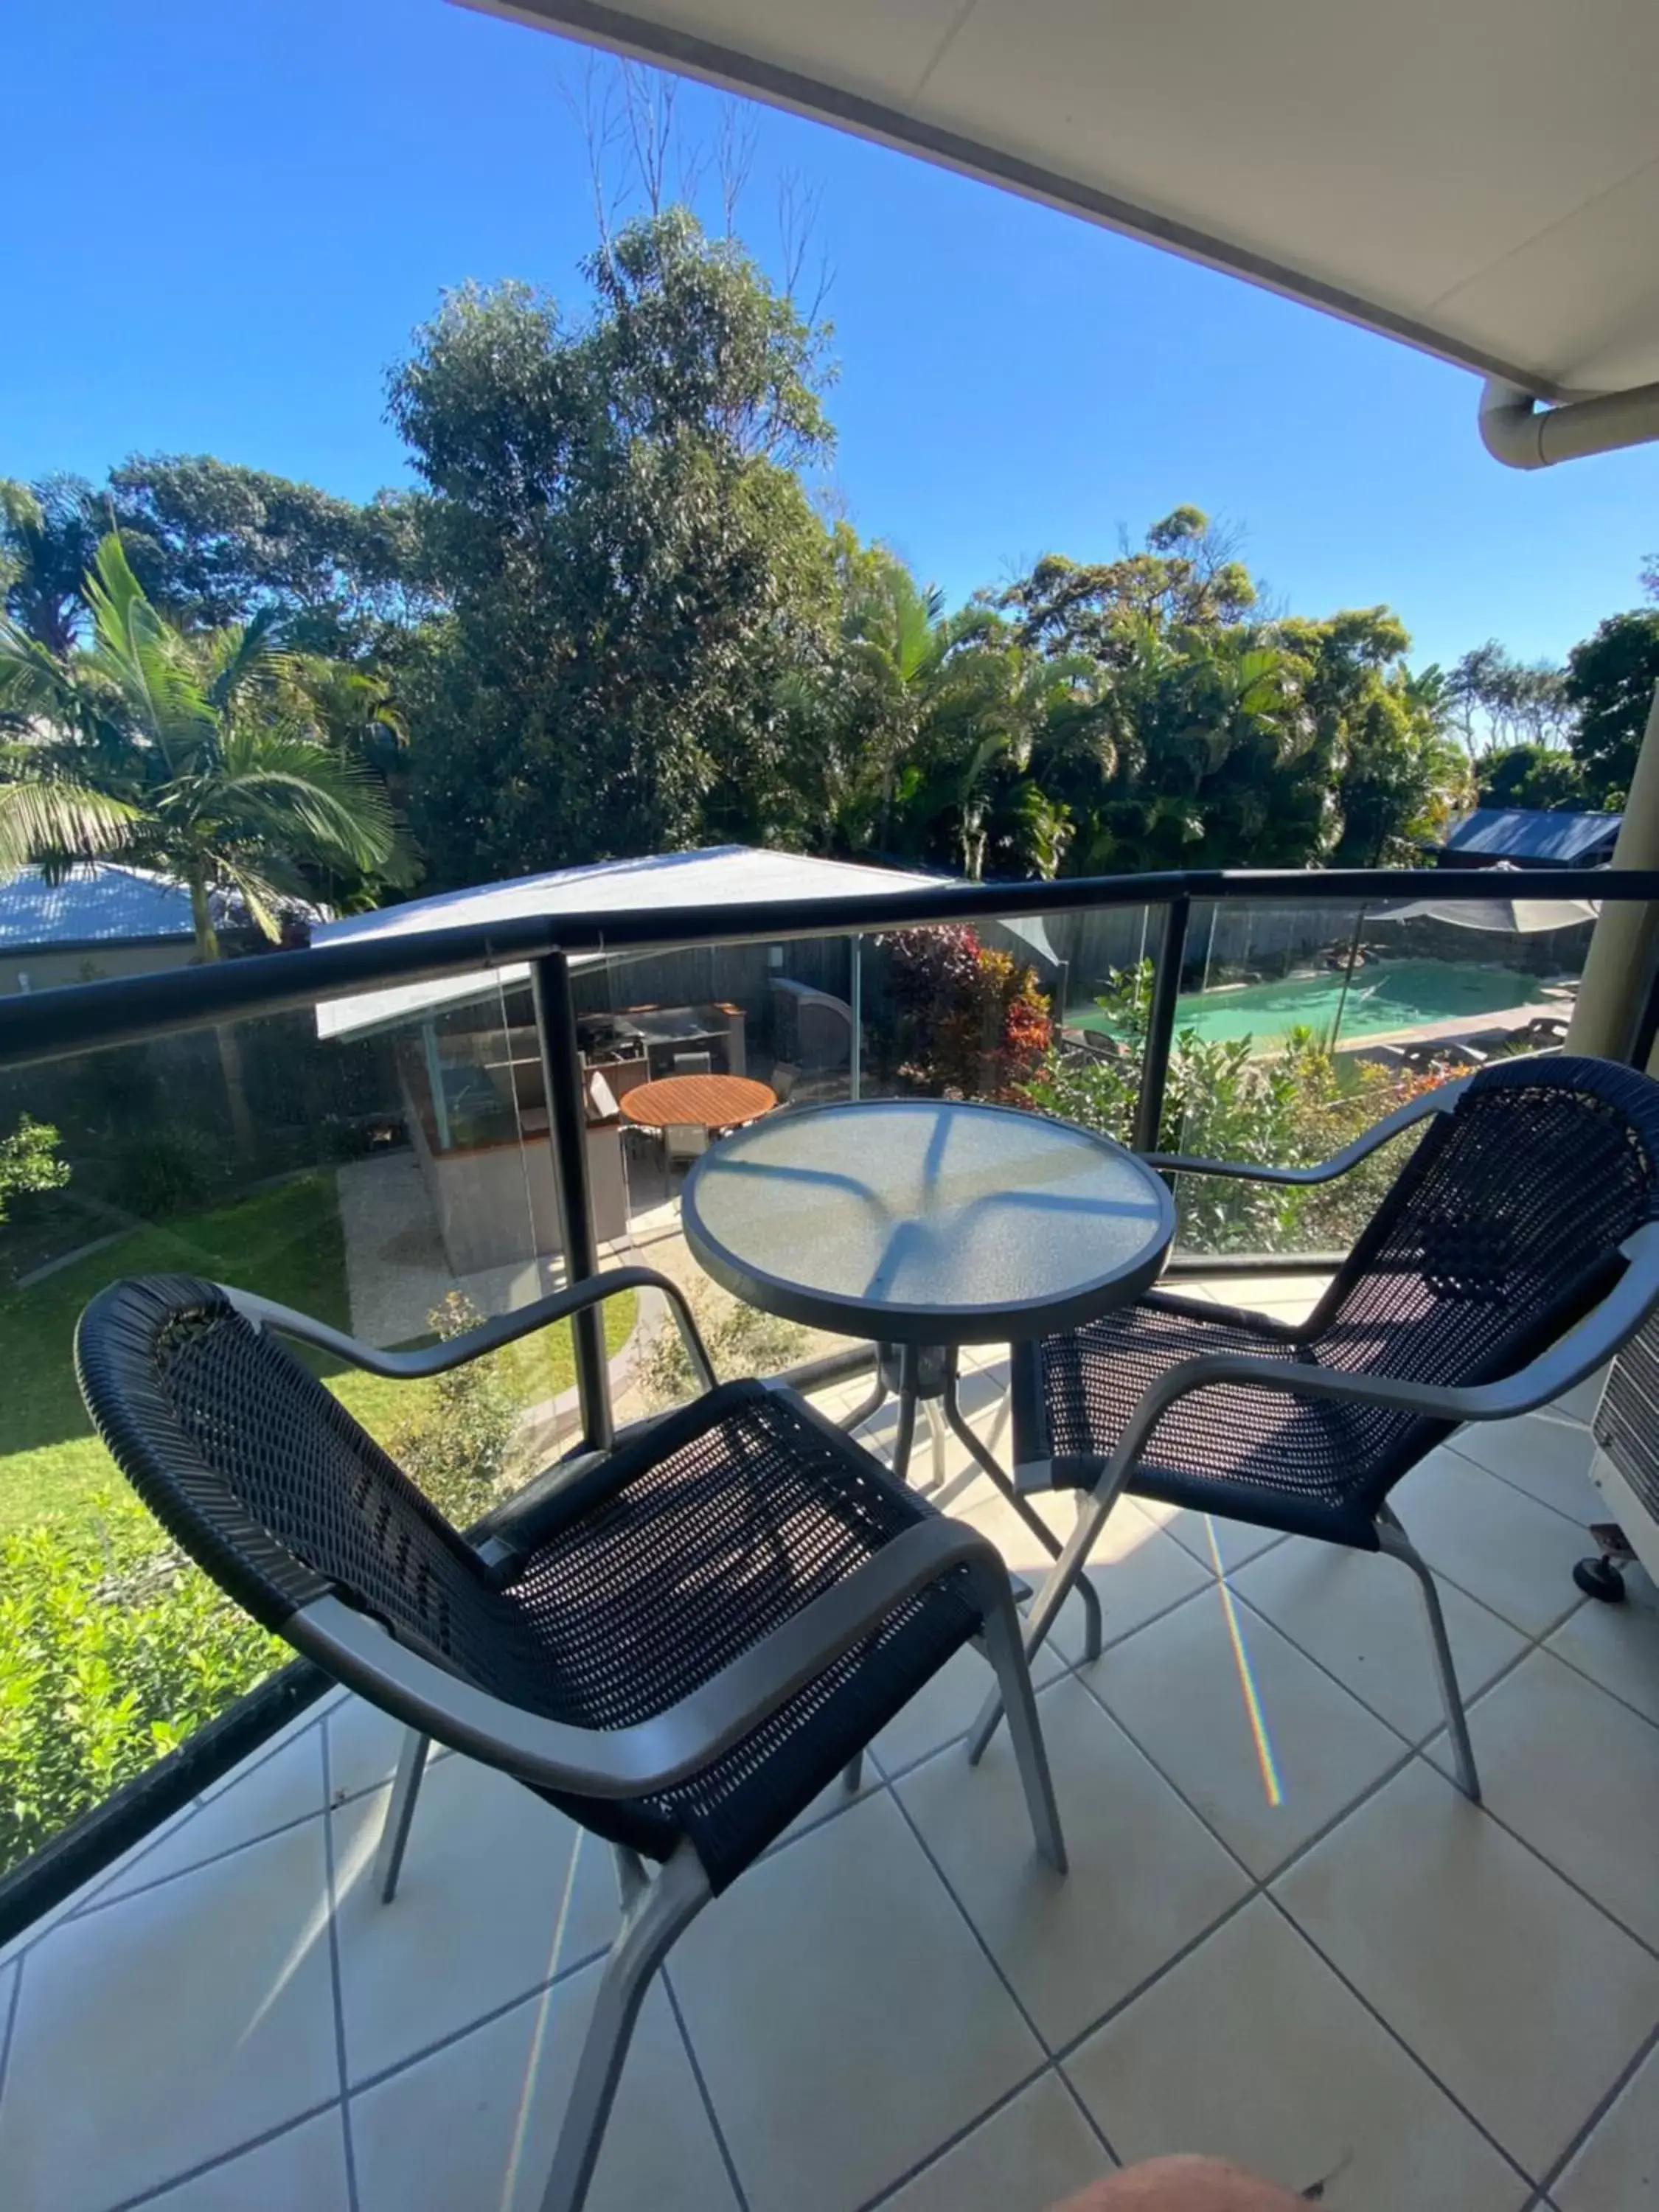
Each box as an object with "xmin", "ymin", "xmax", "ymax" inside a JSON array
[
  {"xmin": 1371, "ymin": 895, "xmax": 1600, "ymax": 934},
  {"xmin": 313, "ymin": 845, "xmax": 939, "ymax": 1040}
]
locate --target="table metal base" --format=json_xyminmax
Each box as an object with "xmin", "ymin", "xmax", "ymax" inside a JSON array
[{"xmin": 838, "ymin": 1342, "xmax": 1105, "ymax": 1662}]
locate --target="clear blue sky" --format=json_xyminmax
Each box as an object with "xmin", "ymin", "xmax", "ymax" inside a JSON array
[{"xmin": 4, "ymin": 0, "xmax": 1655, "ymax": 671}]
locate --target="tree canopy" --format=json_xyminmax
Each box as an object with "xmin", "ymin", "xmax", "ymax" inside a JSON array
[
  {"xmin": 1565, "ymin": 610, "xmax": 1659, "ymax": 809},
  {"xmin": 106, "ymin": 456, "xmax": 426, "ymax": 656},
  {"xmin": 14, "ymin": 195, "xmax": 1658, "ymax": 908},
  {"xmin": 387, "ymin": 212, "xmax": 839, "ymax": 882}
]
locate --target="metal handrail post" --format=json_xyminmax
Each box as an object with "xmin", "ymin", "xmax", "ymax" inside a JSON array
[
  {"xmin": 532, "ymin": 953, "xmax": 613, "ymax": 1452},
  {"xmin": 1132, "ymin": 897, "xmax": 1189, "ymax": 1155}
]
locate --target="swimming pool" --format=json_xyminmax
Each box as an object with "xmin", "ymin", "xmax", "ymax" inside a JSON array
[{"xmin": 1068, "ymin": 958, "xmax": 1541, "ymax": 1048}]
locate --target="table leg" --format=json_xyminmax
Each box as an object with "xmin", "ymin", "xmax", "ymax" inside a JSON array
[
  {"xmin": 889, "ymin": 1345, "xmax": 919, "ymax": 1481},
  {"xmin": 942, "ymin": 1354, "xmax": 1105, "ymax": 1660},
  {"xmin": 921, "ymin": 1400, "xmax": 948, "ymax": 1494},
  {"xmin": 836, "ymin": 1374, "xmax": 886, "ymax": 1436}
]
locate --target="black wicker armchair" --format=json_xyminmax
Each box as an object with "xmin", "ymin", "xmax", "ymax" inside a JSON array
[
  {"xmin": 75, "ymin": 1265, "xmax": 1064, "ymax": 2212},
  {"xmin": 970, "ymin": 1055, "xmax": 1659, "ymax": 1787}
]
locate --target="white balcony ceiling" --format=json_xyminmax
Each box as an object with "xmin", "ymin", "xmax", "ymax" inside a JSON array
[{"xmin": 470, "ymin": 0, "xmax": 1659, "ymax": 403}]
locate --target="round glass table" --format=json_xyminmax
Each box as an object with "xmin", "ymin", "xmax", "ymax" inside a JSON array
[{"xmin": 682, "ymin": 1099, "xmax": 1174, "ymax": 1637}]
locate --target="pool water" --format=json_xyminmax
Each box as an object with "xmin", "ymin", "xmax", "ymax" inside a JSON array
[{"xmin": 1070, "ymin": 958, "xmax": 1540, "ymax": 1048}]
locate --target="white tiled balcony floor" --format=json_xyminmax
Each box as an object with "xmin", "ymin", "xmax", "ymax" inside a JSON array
[{"xmin": 5, "ymin": 1276, "xmax": 1659, "ymax": 2212}]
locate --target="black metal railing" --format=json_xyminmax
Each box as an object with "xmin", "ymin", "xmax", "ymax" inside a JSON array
[{"xmin": 1, "ymin": 859, "xmax": 1655, "ymax": 1937}]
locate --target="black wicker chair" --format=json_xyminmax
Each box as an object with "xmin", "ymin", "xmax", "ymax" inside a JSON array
[
  {"xmin": 75, "ymin": 1265, "xmax": 1065, "ymax": 2212},
  {"xmin": 970, "ymin": 1055, "xmax": 1659, "ymax": 1785}
]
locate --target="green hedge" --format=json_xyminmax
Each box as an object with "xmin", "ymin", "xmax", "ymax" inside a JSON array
[{"xmin": 0, "ymin": 1495, "xmax": 282, "ymax": 1872}]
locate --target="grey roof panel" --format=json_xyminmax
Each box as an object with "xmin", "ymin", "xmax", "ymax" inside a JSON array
[{"xmin": 1444, "ymin": 810, "xmax": 1623, "ymax": 863}]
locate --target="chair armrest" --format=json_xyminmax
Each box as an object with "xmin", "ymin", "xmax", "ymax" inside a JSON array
[
  {"xmin": 1144, "ymin": 1078, "xmax": 1467, "ymax": 1187},
  {"xmin": 224, "ymin": 1265, "xmax": 717, "ymax": 1394},
  {"xmin": 1090, "ymin": 1220, "xmax": 1659, "ymax": 1498},
  {"xmin": 290, "ymin": 1514, "xmax": 1008, "ymax": 1801}
]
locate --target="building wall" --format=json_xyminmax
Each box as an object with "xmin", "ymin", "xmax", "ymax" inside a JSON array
[
  {"xmin": 2, "ymin": 939, "xmax": 198, "ymax": 998},
  {"xmin": 424, "ymin": 1125, "xmax": 628, "ymax": 1275}
]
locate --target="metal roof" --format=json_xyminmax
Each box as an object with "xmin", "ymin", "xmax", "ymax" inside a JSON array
[
  {"xmin": 0, "ymin": 865, "xmax": 195, "ymax": 950},
  {"xmin": 1444, "ymin": 809, "xmax": 1624, "ymax": 865},
  {"xmin": 467, "ymin": 0, "xmax": 1659, "ymax": 406},
  {"xmin": 313, "ymin": 844, "xmax": 942, "ymax": 1040}
]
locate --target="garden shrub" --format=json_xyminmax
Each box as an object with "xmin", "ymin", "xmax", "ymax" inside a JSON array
[
  {"xmin": 1021, "ymin": 958, "xmax": 1440, "ymax": 1254},
  {"xmin": 0, "ymin": 1493, "xmax": 281, "ymax": 1873},
  {"xmin": 386, "ymin": 1290, "xmax": 519, "ymax": 1528},
  {"xmin": 639, "ymin": 1276, "xmax": 813, "ymax": 1411},
  {"xmin": 0, "ymin": 1115, "xmax": 69, "ymax": 1219},
  {"xmin": 880, "ymin": 925, "xmax": 1052, "ymax": 1100}
]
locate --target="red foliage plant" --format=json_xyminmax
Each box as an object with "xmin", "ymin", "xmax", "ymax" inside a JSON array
[{"xmin": 882, "ymin": 926, "xmax": 1053, "ymax": 1102}]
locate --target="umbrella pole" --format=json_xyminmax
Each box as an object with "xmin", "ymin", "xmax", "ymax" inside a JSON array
[{"xmin": 1330, "ymin": 905, "xmax": 1368, "ymax": 1052}]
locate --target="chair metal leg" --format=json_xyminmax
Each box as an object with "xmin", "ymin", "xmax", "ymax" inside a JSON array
[
  {"xmin": 1074, "ymin": 1495, "xmax": 1104, "ymax": 1663},
  {"xmin": 375, "ymin": 1727, "xmax": 430, "ymax": 1905},
  {"xmin": 966, "ymin": 1560, "xmax": 1068, "ymax": 1873},
  {"xmin": 1377, "ymin": 1509, "xmax": 1481, "ymax": 1803},
  {"xmin": 967, "ymin": 1467, "xmax": 1130, "ymax": 1764},
  {"xmin": 842, "ymin": 1748, "xmax": 865, "ymax": 1792},
  {"xmin": 539, "ymin": 1842, "xmax": 712, "ymax": 2212}
]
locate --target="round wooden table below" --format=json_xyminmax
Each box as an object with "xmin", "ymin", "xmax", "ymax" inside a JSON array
[{"xmin": 619, "ymin": 1073, "xmax": 777, "ymax": 1131}]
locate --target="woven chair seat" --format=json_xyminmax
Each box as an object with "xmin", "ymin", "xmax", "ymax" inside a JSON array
[
  {"xmin": 493, "ymin": 1382, "xmax": 981, "ymax": 1885},
  {"xmin": 1019, "ymin": 1058, "xmax": 1659, "ymax": 1547},
  {"xmin": 77, "ymin": 1279, "xmax": 981, "ymax": 1893},
  {"xmin": 1021, "ymin": 1295, "xmax": 1414, "ymax": 1546}
]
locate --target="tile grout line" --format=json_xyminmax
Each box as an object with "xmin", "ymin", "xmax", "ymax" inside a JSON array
[
  {"xmin": 1528, "ymin": 2014, "xmax": 1659, "ymax": 2208},
  {"xmin": 341, "ymin": 1766, "xmax": 912, "ymax": 2106},
  {"xmin": 1253, "ymin": 1888, "xmax": 1536, "ymax": 2195},
  {"xmin": 1428, "ymin": 1766, "xmax": 1659, "ymax": 1968},
  {"xmin": 342, "ymin": 1937, "xmax": 615, "ymax": 2103},
  {"xmin": 1082, "ymin": 1562, "xmax": 1659, "ymax": 1998},
  {"xmin": 880, "ymin": 1768, "xmax": 1062, "ymax": 2063},
  {"xmin": 62, "ymin": 1736, "xmax": 465, "ymax": 1929},
  {"xmin": 1438, "ymin": 1429, "xmax": 1606, "ymax": 1533},
  {"xmin": 0, "ymin": 1713, "xmax": 338, "ymax": 1974},
  {"xmin": 866, "ymin": 1517, "xmax": 1293, "ymax": 1796},
  {"xmin": 1064, "ymin": 1619, "xmax": 1425, "ymax": 1888},
  {"xmin": 851, "ymin": 2057, "xmax": 1068, "ymax": 2212},
  {"xmin": 1422, "ymin": 1644, "xmax": 1659, "ymax": 1967},
  {"xmin": 1053, "ymin": 2057, "xmax": 1123, "ymax": 2170},
  {"xmin": 69, "ymin": 1803, "xmax": 330, "ymax": 1923},
  {"xmin": 660, "ymin": 1964, "xmax": 753, "ymax": 2212},
  {"xmin": 0, "ymin": 1941, "xmax": 24, "ymax": 2117},
  {"xmin": 100, "ymin": 2099, "xmax": 344, "ymax": 2212},
  {"xmin": 1537, "ymin": 1629, "xmax": 1659, "ymax": 1741},
  {"xmin": 886, "ymin": 1677, "xmax": 1276, "ymax": 2072},
  {"xmin": 319, "ymin": 1726, "xmax": 362, "ymax": 2212}
]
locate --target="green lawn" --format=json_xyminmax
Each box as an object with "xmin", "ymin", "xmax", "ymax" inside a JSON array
[{"xmin": 0, "ymin": 1172, "xmax": 636, "ymax": 1535}]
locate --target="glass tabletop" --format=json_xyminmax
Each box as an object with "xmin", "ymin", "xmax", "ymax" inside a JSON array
[{"xmin": 681, "ymin": 1098, "xmax": 1175, "ymax": 1344}]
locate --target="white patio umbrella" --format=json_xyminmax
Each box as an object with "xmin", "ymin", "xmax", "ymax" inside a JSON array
[{"xmin": 1370, "ymin": 863, "xmax": 1599, "ymax": 934}]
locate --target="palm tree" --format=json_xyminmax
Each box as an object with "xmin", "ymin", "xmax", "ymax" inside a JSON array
[
  {"xmin": 0, "ymin": 535, "xmax": 397, "ymax": 958},
  {"xmin": 841, "ymin": 560, "xmax": 959, "ymax": 852}
]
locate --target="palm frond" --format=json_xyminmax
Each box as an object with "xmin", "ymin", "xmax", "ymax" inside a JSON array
[
  {"xmin": 203, "ymin": 607, "xmax": 286, "ymax": 716},
  {"xmin": 215, "ymin": 733, "xmax": 397, "ymax": 869},
  {"xmin": 83, "ymin": 535, "xmax": 215, "ymax": 768},
  {"xmin": 217, "ymin": 859, "xmax": 288, "ymax": 942},
  {"xmin": 0, "ymin": 616, "xmax": 82, "ymax": 734},
  {"xmin": 0, "ymin": 777, "xmax": 142, "ymax": 875}
]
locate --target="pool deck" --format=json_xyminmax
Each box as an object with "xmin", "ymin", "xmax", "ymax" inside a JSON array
[
  {"xmin": 1330, "ymin": 996, "xmax": 1569, "ymax": 1058},
  {"xmin": 1068, "ymin": 992, "xmax": 1573, "ymax": 1060}
]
